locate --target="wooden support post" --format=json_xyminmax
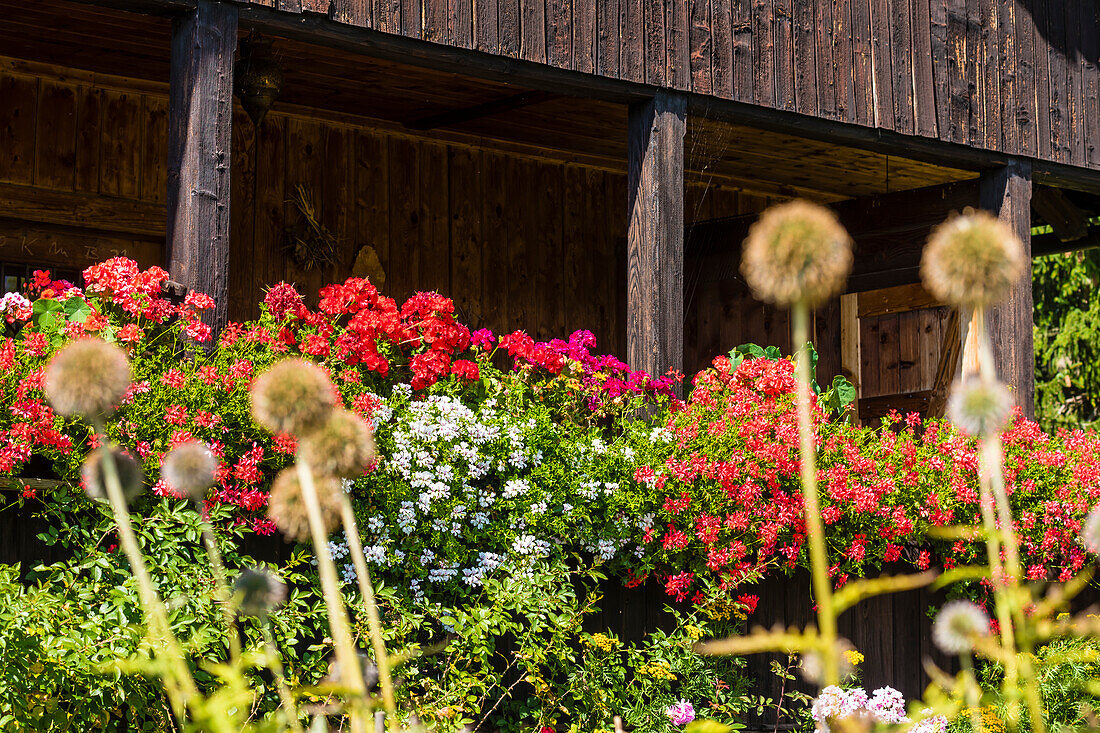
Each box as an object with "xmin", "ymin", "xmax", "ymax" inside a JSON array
[
  {"xmin": 167, "ymin": 0, "xmax": 237, "ymax": 334},
  {"xmin": 627, "ymin": 91, "xmax": 686, "ymax": 392},
  {"xmin": 980, "ymin": 160, "xmax": 1035, "ymax": 416}
]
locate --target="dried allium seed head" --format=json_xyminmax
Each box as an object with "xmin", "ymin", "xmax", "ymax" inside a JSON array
[
  {"xmin": 250, "ymin": 359, "xmax": 337, "ymax": 436},
  {"xmin": 932, "ymin": 600, "xmax": 990, "ymax": 655},
  {"xmin": 161, "ymin": 441, "xmax": 217, "ymax": 502},
  {"xmin": 325, "ymin": 651, "xmax": 380, "ymax": 692},
  {"xmin": 82, "ymin": 447, "xmax": 145, "ymax": 504},
  {"xmin": 741, "ymin": 200, "xmax": 853, "ymax": 308},
  {"xmin": 44, "ymin": 338, "xmax": 131, "ymax": 421},
  {"xmin": 266, "ymin": 468, "xmax": 342, "ymax": 542},
  {"xmin": 232, "ymin": 567, "xmax": 288, "ymax": 617},
  {"xmin": 299, "ymin": 409, "xmax": 376, "ymax": 478},
  {"xmin": 799, "ymin": 638, "xmax": 856, "ymax": 684},
  {"xmin": 947, "ymin": 375, "xmax": 1014, "ymax": 437},
  {"xmin": 1081, "ymin": 505, "xmax": 1100, "ymax": 555},
  {"xmin": 921, "ymin": 209, "xmax": 1025, "ymax": 309}
]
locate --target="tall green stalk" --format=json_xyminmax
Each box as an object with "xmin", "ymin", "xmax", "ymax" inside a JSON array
[
  {"xmin": 791, "ymin": 303, "xmax": 838, "ymax": 685},
  {"xmin": 98, "ymin": 444, "xmax": 199, "ymax": 721},
  {"xmin": 262, "ymin": 622, "xmax": 305, "ymax": 733},
  {"xmin": 339, "ymin": 499, "xmax": 399, "ymax": 727},
  {"xmin": 196, "ymin": 508, "xmax": 242, "ymax": 663},
  {"xmin": 295, "ymin": 458, "xmax": 368, "ymax": 733}
]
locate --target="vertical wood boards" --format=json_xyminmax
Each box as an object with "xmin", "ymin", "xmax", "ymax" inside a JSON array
[
  {"xmin": 353, "ymin": 129, "xmax": 390, "ymax": 293},
  {"xmin": 74, "ymin": 86, "xmax": 103, "ymax": 194},
  {"xmin": 448, "ymin": 146, "xmax": 483, "ymax": 327},
  {"xmin": 627, "ymin": 91, "xmax": 685, "ymax": 389},
  {"xmin": 689, "ymin": 0, "xmax": 713, "ymax": 95},
  {"xmin": 533, "ymin": 160, "xmax": 565, "ymax": 340},
  {"xmin": 996, "ymin": 0, "xmax": 1017, "ymax": 153},
  {"xmin": 1084, "ymin": 0, "xmax": 1100, "ymax": 167},
  {"xmin": 141, "ymin": 95, "xmax": 169, "ymax": 204},
  {"xmin": 387, "ymin": 136, "xmax": 420, "ymax": 303},
  {"xmin": 573, "ymin": 0, "xmax": 595, "ymax": 73},
  {"xmin": 498, "ymin": 0, "xmax": 520, "ymax": 57},
  {"xmin": 480, "ymin": 149, "xmax": 509, "ymax": 334},
  {"xmin": 284, "ymin": 118, "xmax": 325, "ymax": 299},
  {"xmin": 0, "ymin": 75, "xmax": 37, "ymax": 185},
  {"xmin": 869, "ymin": 0, "xmax": 896, "ymax": 129},
  {"xmin": 668, "ymin": 0, "xmax": 691, "ymax": 90},
  {"xmin": 474, "ymin": 0, "xmax": 499, "ymax": 52},
  {"xmin": 546, "ymin": 0, "xmax": 572, "ymax": 70},
  {"xmin": 792, "ymin": 0, "xmax": 817, "ymax": 117},
  {"xmin": 833, "ymin": 0, "xmax": 856, "ymax": 123},
  {"xmin": 945, "ymin": 0, "xmax": 967, "ymax": 143},
  {"xmin": 644, "ymin": 0, "xmax": 667, "ymax": 86},
  {"xmin": 889, "ymin": 0, "xmax": 914, "ymax": 135},
  {"xmin": 1064, "ymin": 0, "xmax": 1085, "ymax": 166},
  {"xmin": 229, "ymin": 108, "xmax": 256, "ymax": 320},
  {"xmin": 772, "ymin": 0, "xmax": 794, "ymax": 111},
  {"xmin": 100, "ymin": 91, "xmax": 142, "ymax": 199},
  {"xmin": 812, "ymin": 0, "xmax": 834, "ymax": 119},
  {"xmin": 981, "ymin": 161, "xmax": 1034, "ymax": 417},
  {"xmin": 252, "ymin": 114, "xmax": 286, "ymax": 309},
  {"xmin": 1045, "ymin": 0, "xmax": 1068, "ymax": 163},
  {"xmin": 167, "ymin": 0, "xmax": 237, "ymax": 333},
  {"xmin": 751, "ymin": 0, "xmax": 775, "ymax": 107},
  {"xmin": 978, "ymin": 0, "xmax": 999, "ymax": 151},
  {"xmin": 1033, "ymin": 0, "xmax": 1053, "ymax": 160},
  {"xmin": 911, "ymin": 0, "xmax": 937, "ymax": 137},
  {"xmin": 520, "ymin": 0, "xmax": 547, "ymax": 65},
  {"xmin": 710, "ymin": 0, "xmax": 733, "ymax": 98},
  {"xmin": 850, "ymin": 0, "xmax": 874, "ymax": 126},
  {"xmin": 1013, "ymin": 0, "xmax": 1038, "ymax": 158},
  {"xmin": 963, "ymin": 0, "xmax": 980, "ymax": 144},
  {"xmin": 729, "ymin": 0, "xmax": 752, "ymax": 102},
  {"xmin": 928, "ymin": 0, "xmax": 950, "ymax": 138},
  {"xmin": 33, "ymin": 81, "xmax": 76, "ymax": 191},
  {"xmin": 562, "ymin": 164, "xmax": 594, "ymax": 336},
  {"xmin": 621, "ymin": 0, "xmax": 645, "ymax": 83},
  {"xmin": 596, "ymin": 0, "xmax": 619, "ymax": 78}
]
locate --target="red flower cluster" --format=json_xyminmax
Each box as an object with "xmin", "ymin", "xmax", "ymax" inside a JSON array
[{"xmin": 640, "ymin": 354, "xmax": 1100, "ymax": 604}]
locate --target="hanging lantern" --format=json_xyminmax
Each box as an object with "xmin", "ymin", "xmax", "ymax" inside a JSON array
[{"xmin": 234, "ymin": 34, "xmax": 282, "ymax": 127}]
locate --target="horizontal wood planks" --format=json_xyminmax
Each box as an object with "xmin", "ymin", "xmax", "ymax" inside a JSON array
[{"xmin": 237, "ymin": 0, "xmax": 1100, "ymax": 171}]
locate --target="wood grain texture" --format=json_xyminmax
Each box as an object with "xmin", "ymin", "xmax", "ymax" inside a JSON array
[
  {"xmin": 166, "ymin": 0, "xmax": 237, "ymax": 333},
  {"xmin": 627, "ymin": 91, "xmax": 686, "ymax": 390},
  {"xmin": 982, "ymin": 160, "xmax": 1034, "ymax": 417}
]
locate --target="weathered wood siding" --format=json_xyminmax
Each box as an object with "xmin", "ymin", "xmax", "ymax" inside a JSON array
[
  {"xmin": 0, "ymin": 58, "xmax": 770, "ymax": 356},
  {"xmin": 242, "ymin": 0, "xmax": 1100, "ymax": 171}
]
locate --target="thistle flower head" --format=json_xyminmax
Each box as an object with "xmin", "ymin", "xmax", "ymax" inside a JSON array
[
  {"xmin": 741, "ymin": 200, "xmax": 853, "ymax": 308},
  {"xmin": 82, "ymin": 447, "xmax": 145, "ymax": 504},
  {"xmin": 921, "ymin": 209, "xmax": 1024, "ymax": 309},
  {"xmin": 232, "ymin": 567, "xmax": 288, "ymax": 617},
  {"xmin": 250, "ymin": 359, "xmax": 337, "ymax": 436},
  {"xmin": 299, "ymin": 409, "xmax": 376, "ymax": 478},
  {"xmin": 947, "ymin": 375, "xmax": 1014, "ymax": 437},
  {"xmin": 932, "ymin": 600, "xmax": 990, "ymax": 654},
  {"xmin": 325, "ymin": 650, "xmax": 379, "ymax": 692},
  {"xmin": 44, "ymin": 338, "xmax": 131, "ymax": 421},
  {"xmin": 266, "ymin": 468, "xmax": 342, "ymax": 542},
  {"xmin": 1081, "ymin": 505, "xmax": 1100, "ymax": 554},
  {"xmin": 161, "ymin": 440, "xmax": 217, "ymax": 502},
  {"xmin": 800, "ymin": 638, "xmax": 857, "ymax": 684}
]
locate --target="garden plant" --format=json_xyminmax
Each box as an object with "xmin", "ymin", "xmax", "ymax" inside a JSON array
[{"xmin": 2, "ymin": 201, "xmax": 1100, "ymax": 732}]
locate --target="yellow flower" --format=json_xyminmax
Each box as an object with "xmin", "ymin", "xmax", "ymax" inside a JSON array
[
  {"xmin": 636, "ymin": 660, "xmax": 677, "ymax": 681},
  {"xmin": 583, "ymin": 632, "xmax": 622, "ymax": 652},
  {"xmin": 843, "ymin": 649, "xmax": 865, "ymax": 667}
]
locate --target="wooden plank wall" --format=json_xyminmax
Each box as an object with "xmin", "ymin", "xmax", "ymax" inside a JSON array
[
  {"xmin": 244, "ymin": 0, "xmax": 1100, "ymax": 171},
  {"xmin": 0, "ymin": 60, "xmax": 164, "ymax": 273},
  {"xmin": 0, "ymin": 59, "xmax": 771, "ymax": 359}
]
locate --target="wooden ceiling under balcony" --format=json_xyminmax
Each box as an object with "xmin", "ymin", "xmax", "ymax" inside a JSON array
[{"xmin": 1, "ymin": 0, "xmax": 977, "ymax": 201}]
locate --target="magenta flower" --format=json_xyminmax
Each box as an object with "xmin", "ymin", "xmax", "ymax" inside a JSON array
[{"xmin": 666, "ymin": 699, "xmax": 695, "ymax": 726}]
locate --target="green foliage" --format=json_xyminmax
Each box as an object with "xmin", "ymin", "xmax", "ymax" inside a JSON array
[
  {"xmin": 729, "ymin": 342, "xmax": 856, "ymax": 418},
  {"xmin": 1033, "ymin": 249, "xmax": 1100, "ymax": 431}
]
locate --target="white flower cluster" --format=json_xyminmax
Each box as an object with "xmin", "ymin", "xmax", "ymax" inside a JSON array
[
  {"xmin": 0, "ymin": 291, "xmax": 30, "ymax": 317},
  {"xmin": 812, "ymin": 685, "xmax": 946, "ymax": 733}
]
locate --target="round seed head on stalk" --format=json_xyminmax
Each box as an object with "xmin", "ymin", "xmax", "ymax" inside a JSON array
[
  {"xmin": 325, "ymin": 650, "xmax": 380, "ymax": 693},
  {"xmin": 800, "ymin": 638, "xmax": 857, "ymax": 684},
  {"xmin": 741, "ymin": 200, "xmax": 853, "ymax": 308},
  {"xmin": 299, "ymin": 409, "xmax": 376, "ymax": 479},
  {"xmin": 232, "ymin": 567, "xmax": 288, "ymax": 618},
  {"xmin": 947, "ymin": 375, "xmax": 1014, "ymax": 437},
  {"xmin": 82, "ymin": 447, "xmax": 145, "ymax": 504},
  {"xmin": 921, "ymin": 209, "xmax": 1025, "ymax": 310},
  {"xmin": 44, "ymin": 338, "xmax": 131, "ymax": 421},
  {"xmin": 161, "ymin": 440, "xmax": 217, "ymax": 502},
  {"xmin": 1081, "ymin": 505, "xmax": 1100, "ymax": 555},
  {"xmin": 267, "ymin": 468, "xmax": 342, "ymax": 542},
  {"xmin": 250, "ymin": 358, "xmax": 337, "ymax": 436},
  {"xmin": 932, "ymin": 600, "xmax": 991, "ymax": 654}
]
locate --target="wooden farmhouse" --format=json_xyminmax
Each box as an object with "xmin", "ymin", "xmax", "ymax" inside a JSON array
[{"xmin": 2, "ymin": 0, "xmax": 1100, "ymax": 416}]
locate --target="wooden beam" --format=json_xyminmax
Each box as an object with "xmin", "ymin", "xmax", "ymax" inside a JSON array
[
  {"xmin": 404, "ymin": 90, "xmax": 557, "ymax": 130},
  {"xmin": 981, "ymin": 160, "xmax": 1035, "ymax": 417},
  {"xmin": 0, "ymin": 183, "xmax": 165, "ymax": 238},
  {"xmin": 1032, "ymin": 225, "xmax": 1100, "ymax": 257},
  {"xmin": 627, "ymin": 91, "xmax": 686, "ymax": 391},
  {"xmin": 1031, "ymin": 184, "xmax": 1090, "ymax": 242},
  {"xmin": 167, "ymin": 0, "xmax": 236, "ymax": 333}
]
